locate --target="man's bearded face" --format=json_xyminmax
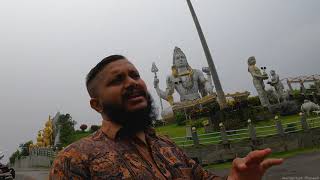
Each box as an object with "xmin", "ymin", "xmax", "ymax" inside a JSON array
[
  {"xmin": 92, "ymin": 59, "xmax": 156, "ymax": 136},
  {"xmin": 102, "ymin": 92, "xmax": 156, "ymax": 137}
]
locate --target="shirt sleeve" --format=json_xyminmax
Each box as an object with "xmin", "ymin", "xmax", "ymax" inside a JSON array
[
  {"xmin": 186, "ymin": 157, "xmax": 227, "ymax": 180},
  {"xmin": 49, "ymin": 148, "xmax": 90, "ymax": 180},
  {"xmin": 161, "ymin": 135, "xmax": 228, "ymax": 180}
]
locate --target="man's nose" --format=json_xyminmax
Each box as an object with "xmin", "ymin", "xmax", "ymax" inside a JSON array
[{"xmin": 124, "ymin": 76, "xmax": 138, "ymax": 89}]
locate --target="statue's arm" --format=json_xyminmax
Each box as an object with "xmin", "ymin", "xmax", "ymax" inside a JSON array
[
  {"xmin": 197, "ymin": 70, "xmax": 213, "ymax": 94},
  {"xmin": 249, "ymin": 67, "xmax": 267, "ymax": 79},
  {"xmin": 154, "ymin": 76, "xmax": 174, "ymax": 101}
]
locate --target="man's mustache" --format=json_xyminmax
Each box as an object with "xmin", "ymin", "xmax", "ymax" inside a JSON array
[{"xmin": 122, "ymin": 87, "xmax": 147, "ymax": 100}]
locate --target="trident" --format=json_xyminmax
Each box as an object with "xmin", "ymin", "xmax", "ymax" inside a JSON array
[{"xmin": 151, "ymin": 62, "xmax": 163, "ymax": 111}]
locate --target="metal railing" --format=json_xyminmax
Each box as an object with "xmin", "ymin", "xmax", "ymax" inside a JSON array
[{"xmin": 172, "ymin": 115, "xmax": 320, "ymax": 147}]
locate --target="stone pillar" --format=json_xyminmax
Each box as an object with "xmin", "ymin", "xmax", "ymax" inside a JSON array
[
  {"xmin": 186, "ymin": 125, "xmax": 192, "ymax": 139},
  {"xmin": 300, "ymin": 112, "xmax": 309, "ymax": 131},
  {"xmin": 186, "ymin": 0, "xmax": 227, "ymax": 109},
  {"xmin": 275, "ymin": 116, "xmax": 285, "ymax": 136},
  {"xmin": 287, "ymin": 79, "xmax": 293, "ymax": 92},
  {"xmin": 316, "ymin": 81, "xmax": 320, "ymax": 94},
  {"xmin": 219, "ymin": 123, "xmax": 229, "ymax": 144},
  {"xmin": 300, "ymin": 80, "xmax": 306, "ymax": 94},
  {"xmin": 248, "ymin": 119, "xmax": 257, "ymax": 141},
  {"xmin": 191, "ymin": 127, "xmax": 199, "ymax": 146}
]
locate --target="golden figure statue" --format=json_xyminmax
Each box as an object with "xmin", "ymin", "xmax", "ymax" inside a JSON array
[
  {"xmin": 43, "ymin": 116, "xmax": 53, "ymax": 147},
  {"xmin": 36, "ymin": 130, "xmax": 44, "ymax": 147}
]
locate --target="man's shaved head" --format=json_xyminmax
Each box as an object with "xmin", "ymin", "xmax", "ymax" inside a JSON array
[{"xmin": 86, "ymin": 55, "xmax": 126, "ymax": 97}]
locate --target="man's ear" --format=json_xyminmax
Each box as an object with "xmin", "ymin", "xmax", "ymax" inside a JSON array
[{"xmin": 90, "ymin": 98, "xmax": 103, "ymax": 113}]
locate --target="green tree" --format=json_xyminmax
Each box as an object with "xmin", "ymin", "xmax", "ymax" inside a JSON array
[
  {"xmin": 9, "ymin": 150, "xmax": 20, "ymax": 165},
  {"xmin": 18, "ymin": 140, "xmax": 33, "ymax": 157},
  {"xmin": 58, "ymin": 113, "xmax": 77, "ymax": 146}
]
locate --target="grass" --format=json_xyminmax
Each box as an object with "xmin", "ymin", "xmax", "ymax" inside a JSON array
[
  {"xmin": 204, "ymin": 147, "xmax": 320, "ymax": 170},
  {"xmin": 63, "ymin": 131, "xmax": 92, "ymax": 146}
]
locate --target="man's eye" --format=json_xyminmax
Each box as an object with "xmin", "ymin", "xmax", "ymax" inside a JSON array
[
  {"xmin": 110, "ymin": 76, "xmax": 123, "ymax": 84},
  {"xmin": 132, "ymin": 73, "xmax": 140, "ymax": 79}
]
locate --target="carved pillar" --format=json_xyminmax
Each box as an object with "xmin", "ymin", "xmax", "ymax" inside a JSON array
[
  {"xmin": 287, "ymin": 79, "xmax": 293, "ymax": 92},
  {"xmin": 191, "ymin": 127, "xmax": 199, "ymax": 146},
  {"xmin": 275, "ymin": 116, "xmax": 285, "ymax": 137},
  {"xmin": 219, "ymin": 123, "xmax": 229, "ymax": 144},
  {"xmin": 248, "ymin": 119, "xmax": 257, "ymax": 141},
  {"xmin": 300, "ymin": 112, "xmax": 309, "ymax": 131},
  {"xmin": 300, "ymin": 80, "xmax": 306, "ymax": 94}
]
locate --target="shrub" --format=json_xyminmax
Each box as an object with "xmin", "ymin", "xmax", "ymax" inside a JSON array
[
  {"xmin": 90, "ymin": 125, "xmax": 100, "ymax": 132},
  {"xmin": 285, "ymin": 123, "xmax": 297, "ymax": 133},
  {"xmin": 80, "ymin": 124, "xmax": 88, "ymax": 132},
  {"xmin": 175, "ymin": 112, "xmax": 186, "ymax": 126}
]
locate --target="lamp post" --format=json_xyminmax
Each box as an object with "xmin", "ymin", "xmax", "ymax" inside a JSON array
[{"xmin": 186, "ymin": 0, "xmax": 227, "ymax": 108}]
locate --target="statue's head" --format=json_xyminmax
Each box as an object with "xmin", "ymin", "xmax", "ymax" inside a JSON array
[
  {"xmin": 247, "ymin": 56, "xmax": 256, "ymax": 66},
  {"xmin": 173, "ymin": 47, "xmax": 189, "ymax": 68},
  {"xmin": 270, "ymin": 70, "xmax": 276, "ymax": 76}
]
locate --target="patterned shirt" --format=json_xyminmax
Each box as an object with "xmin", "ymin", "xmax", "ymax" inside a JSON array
[{"xmin": 50, "ymin": 120, "xmax": 224, "ymax": 180}]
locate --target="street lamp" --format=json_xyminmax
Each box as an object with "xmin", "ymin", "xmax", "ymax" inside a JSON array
[{"xmin": 186, "ymin": 0, "xmax": 227, "ymax": 108}]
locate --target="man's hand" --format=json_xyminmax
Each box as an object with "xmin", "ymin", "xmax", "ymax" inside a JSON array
[{"xmin": 228, "ymin": 148, "xmax": 283, "ymax": 180}]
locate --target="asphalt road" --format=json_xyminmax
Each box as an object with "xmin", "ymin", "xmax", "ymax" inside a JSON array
[
  {"xmin": 212, "ymin": 151, "xmax": 320, "ymax": 180},
  {"xmin": 15, "ymin": 168, "xmax": 49, "ymax": 180},
  {"xmin": 14, "ymin": 151, "xmax": 320, "ymax": 180}
]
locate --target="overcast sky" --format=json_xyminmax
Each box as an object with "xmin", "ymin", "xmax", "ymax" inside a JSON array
[{"xmin": 0, "ymin": 0, "xmax": 319, "ymax": 163}]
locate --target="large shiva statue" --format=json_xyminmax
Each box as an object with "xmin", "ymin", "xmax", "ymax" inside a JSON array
[{"xmin": 153, "ymin": 47, "xmax": 214, "ymax": 105}]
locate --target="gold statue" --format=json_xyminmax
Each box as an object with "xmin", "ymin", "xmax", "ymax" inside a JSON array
[
  {"xmin": 36, "ymin": 130, "xmax": 44, "ymax": 147},
  {"xmin": 43, "ymin": 116, "xmax": 53, "ymax": 147}
]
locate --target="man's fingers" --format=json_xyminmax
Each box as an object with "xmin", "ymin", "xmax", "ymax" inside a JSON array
[
  {"xmin": 233, "ymin": 157, "xmax": 247, "ymax": 171},
  {"xmin": 261, "ymin": 158, "xmax": 284, "ymax": 170},
  {"xmin": 245, "ymin": 148, "xmax": 272, "ymax": 165}
]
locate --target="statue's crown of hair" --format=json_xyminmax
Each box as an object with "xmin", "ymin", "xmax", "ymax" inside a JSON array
[{"xmin": 173, "ymin": 46, "xmax": 188, "ymax": 65}]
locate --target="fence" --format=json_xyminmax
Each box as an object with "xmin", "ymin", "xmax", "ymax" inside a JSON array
[
  {"xmin": 171, "ymin": 114, "xmax": 320, "ymax": 147},
  {"xmin": 29, "ymin": 147, "xmax": 57, "ymax": 158}
]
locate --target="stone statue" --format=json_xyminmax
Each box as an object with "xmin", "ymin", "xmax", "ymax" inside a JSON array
[
  {"xmin": 154, "ymin": 47, "xmax": 213, "ymax": 105},
  {"xmin": 54, "ymin": 124, "xmax": 62, "ymax": 148},
  {"xmin": 247, "ymin": 56, "xmax": 270, "ymax": 107},
  {"xmin": 301, "ymin": 99, "xmax": 320, "ymax": 116},
  {"xmin": 43, "ymin": 118, "xmax": 53, "ymax": 147},
  {"xmin": 268, "ymin": 70, "xmax": 285, "ymax": 102}
]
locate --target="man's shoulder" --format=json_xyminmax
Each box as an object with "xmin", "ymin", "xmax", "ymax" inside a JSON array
[{"xmin": 56, "ymin": 129, "xmax": 113, "ymax": 161}]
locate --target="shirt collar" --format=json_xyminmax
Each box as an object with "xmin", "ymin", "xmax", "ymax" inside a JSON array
[{"xmin": 101, "ymin": 120, "xmax": 157, "ymax": 140}]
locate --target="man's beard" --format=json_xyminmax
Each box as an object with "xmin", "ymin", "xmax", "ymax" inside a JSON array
[{"xmin": 102, "ymin": 92, "xmax": 157, "ymax": 138}]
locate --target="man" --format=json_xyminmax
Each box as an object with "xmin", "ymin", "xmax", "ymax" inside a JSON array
[{"xmin": 50, "ymin": 55, "xmax": 283, "ymax": 179}]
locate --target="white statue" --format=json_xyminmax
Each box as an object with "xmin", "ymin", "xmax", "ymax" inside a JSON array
[
  {"xmin": 268, "ymin": 70, "xmax": 286, "ymax": 102},
  {"xmin": 154, "ymin": 47, "xmax": 213, "ymax": 105},
  {"xmin": 247, "ymin": 56, "xmax": 270, "ymax": 107},
  {"xmin": 301, "ymin": 100, "xmax": 320, "ymax": 116}
]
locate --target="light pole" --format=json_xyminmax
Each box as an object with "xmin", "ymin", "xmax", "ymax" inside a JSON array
[{"xmin": 186, "ymin": 0, "xmax": 227, "ymax": 108}]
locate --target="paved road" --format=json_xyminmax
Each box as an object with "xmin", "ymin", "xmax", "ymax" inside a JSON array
[
  {"xmin": 14, "ymin": 151, "xmax": 320, "ymax": 180},
  {"xmin": 15, "ymin": 168, "xmax": 49, "ymax": 180},
  {"xmin": 212, "ymin": 151, "xmax": 320, "ymax": 180}
]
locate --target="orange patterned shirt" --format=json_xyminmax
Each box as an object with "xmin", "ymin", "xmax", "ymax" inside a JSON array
[{"xmin": 50, "ymin": 121, "xmax": 224, "ymax": 180}]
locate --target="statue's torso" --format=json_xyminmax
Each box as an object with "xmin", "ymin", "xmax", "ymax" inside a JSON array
[{"xmin": 169, "ymin": 69, "xmax": 202, "ymax": 101}]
